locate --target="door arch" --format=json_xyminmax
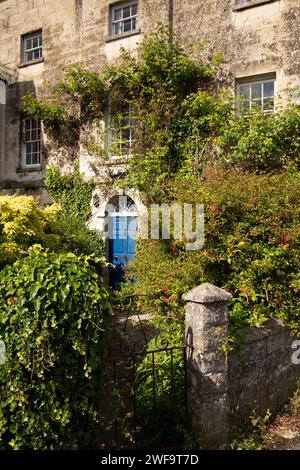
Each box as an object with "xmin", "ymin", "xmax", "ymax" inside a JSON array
[{"xmin": 107, "ymin": 195, "xmax": 138, "ymax": 288}]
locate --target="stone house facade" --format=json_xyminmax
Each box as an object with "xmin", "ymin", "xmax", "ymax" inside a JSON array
[{"xmin": 0, "ymin": 0, "xmax": 299, "ymax": 272}]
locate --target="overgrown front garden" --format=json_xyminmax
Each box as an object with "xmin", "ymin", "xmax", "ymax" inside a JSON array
[{"xmin": 0, "ymin": 26, "xmax": 300, "ymax": 449}]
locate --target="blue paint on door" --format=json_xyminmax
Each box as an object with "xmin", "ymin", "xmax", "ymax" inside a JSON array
[{"xmin": 109, "ymin": 216, "xmax": 137, "ymax": 288}]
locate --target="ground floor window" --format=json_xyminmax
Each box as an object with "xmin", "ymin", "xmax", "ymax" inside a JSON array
[
  {"xmin": 22, "ymin": 118, "xmax": 42, "ymax": 168},
  {"xmin": 235, "ymin": 74, "xmax": 276, "ymax": 114}
]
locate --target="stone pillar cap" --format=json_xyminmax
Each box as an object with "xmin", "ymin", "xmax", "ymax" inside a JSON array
[{"xmin": 182, "ymin": 282, "xmax": 232, "ymax": 303}]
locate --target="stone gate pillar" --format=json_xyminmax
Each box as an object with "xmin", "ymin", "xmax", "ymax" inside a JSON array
[{"xmin": 183, "ymin": 282, "xmax": 232, "ymax": 449}]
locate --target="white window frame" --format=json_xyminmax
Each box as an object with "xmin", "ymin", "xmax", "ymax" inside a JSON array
[
  {"xmin": 22, "ymin": 118, "xmax": 42, "ymax": 169},
  {"xmin": 22, "ymin": 31, "xmax": 43, "ymax": 64},
  {"xmin": 235, "ymin": 0, "xmax": 277, "ymax": 6},
  {"xmin": 111, "ymin": 1, "xmax": 138, "ymax": 36},
  {"xmin": 235, "ymin": 0, "xmax": 255, "ymax": 4},
  {"xmin": 236, "ymin": 75, "xmax": 276, "ymax": 114},
  {"xmin": 108, "ymin": 102, "xmax": 134, "ymax": 159}
]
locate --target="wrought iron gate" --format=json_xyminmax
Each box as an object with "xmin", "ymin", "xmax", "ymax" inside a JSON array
[{"xmin": 109, "ymin": 295, "xmax": 189, "ymax": 450}]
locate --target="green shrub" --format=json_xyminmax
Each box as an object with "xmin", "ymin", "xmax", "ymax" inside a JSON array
[
  {"xmin": 0, "ymin": 246, "xmax": 111, "ymax": 449},
  {"xmin": 0, "ymin": 195, "xmax": 60, "ymax": 268},
  {"xmin": 129, "ymin": 167, "xmax": 300, "ymax": 333},
  {"xmin": 45, "ymin": 164, "xmax": 104, "ymax": 258},
  {"xmin": 218, "ymin": 104, "xmax": 300, "ymax": 170},
  {"xmin": 0, "ymin": 192, "xmax": 104, "ymax": 267}
]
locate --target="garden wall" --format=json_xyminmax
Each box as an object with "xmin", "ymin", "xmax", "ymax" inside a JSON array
[
  {"xmin": 183, "ymin": 283, "xmax": 300, "ymax": 449},
  {"xmin": 228, "ymin": 319, "xmax": 300, "ymax": 418}
]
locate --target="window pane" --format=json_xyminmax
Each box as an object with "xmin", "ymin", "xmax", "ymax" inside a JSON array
[
  {"xmin": 32, "ymin": 36, "xmax": 38, "ymax": 48},
  {"xmin": 123, "ymin": 6, "xmax": 130, "ymax": 18},
  {"xmin": 241, "ymin": 100, "xmax": 250, "ymax": 111},
  {"xmin": 114, "ymin": 8, "xmax": 121, "ymax": 21},
  {"xmin": 25, "ymin": 38, "xmax": 32, "ymax": 50},
  {"xmin": 263, "ymin": 81, "xmax": 274, "ymax": 98},
  {"xmin": 26, "ymin": 51, "xmax": 33, "ymax": 61},
  {"xmin": 263, "ymin": 97, "xmax": 274, "ymax": 111},
  {"xmin": 113, "ymin": 22, "xmax": 122, "ymax": 35},
  {"xmin": 121, "ymin": 116, "xmax": 130, "ymax": 127},
  {"xmin": 122, "ymin": 127, "xmax": 130, "ymax": 141},
  {"xmin": 252, "ymin": 99, "xmax": 262, "ymax": 110},
  {"xmin": 132, "ymin": 18, "xmax": 136, "ymax": 30},
  {"xmin": 33, "ymin": 49, "xmax": 40, "ymax": 60},
  {"xmin": 131, "ymin": 4, "xmax": 137, "ymax": 16},
  {"xmin": 123, "ymin": 19, "xmax": 132, "ymax": 32},
  {"xmin": 239, "ymin": 84, "xmax": 250, "ymax": 99},
  {"xmin": 251, "ymin": 83, "xmax": 262, "ymax": 100}
]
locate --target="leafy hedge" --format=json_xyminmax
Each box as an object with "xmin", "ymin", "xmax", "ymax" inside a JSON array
[
  {"xmin": 45, "ymin": 165, "xmax": 104, "ymax": 258},
  {"xmin": 129, "ymin": 167, "xmax": 300, "ymax": 334},
  {"xmin": 0, "ymin": 192, "xmax": 104, "ymax": 267},
  {"xmin": 0, "ymin": 195, "xmax": 60, "ymax": 268},
  {"xmin": 0, "ymin": 247, "xmax": 110, "ymax": 449},
  {"xmin": 218, "ymin": 103, "xmax": 300, "ymax": 170}
]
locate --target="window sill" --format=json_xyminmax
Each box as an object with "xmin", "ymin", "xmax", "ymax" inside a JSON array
[
  {"xmin": 18, "ymin": 57, "xmax": 44, "ymax": 68},
  {"xmin": 16, "ymin": 166, "xmax": 42, "ymax": 174},
  {"xmin": 233, "ymin": 0, "xmax": 278, "ymax": 11},
  {"xmin": 106, "ymin": 155, "xmax": 131, "ymax": 165},
  {"xmin": 105, "ymin": 29, "xmax": 141, "ymax": 43}
]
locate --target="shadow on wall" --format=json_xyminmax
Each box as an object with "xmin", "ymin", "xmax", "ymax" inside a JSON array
[{"xmin": 1, "ymin": 80, "xmax": 45, "ymax": 191}]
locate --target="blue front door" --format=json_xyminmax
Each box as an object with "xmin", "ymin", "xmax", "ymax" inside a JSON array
[{"xmin": 109, "ymin": 216, "xmax": 137, "ymax": 288}]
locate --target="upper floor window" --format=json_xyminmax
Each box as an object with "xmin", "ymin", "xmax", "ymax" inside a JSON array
[
  {"xmin": 108, "ymin": 102, "xmax": 134, "ymax": 158},
  {"xmin": 111, "ymin": 1, "xmax": 138, "ymax": 36},
  {"xmin": 236, "ymin": 75, "xmax": 276, "ymax": 113},
  {"xmin": 22, "ymin": 118, "xmax": 42, "ymax": 168},
  {"xmin": 22, "ymin": 30, "xmax": 43, "ymax": 64}
]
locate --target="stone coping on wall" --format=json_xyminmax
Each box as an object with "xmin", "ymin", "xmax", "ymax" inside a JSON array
[{"xmin": 233, "ymin": 0, "xmax": 279, "ymax": 12}]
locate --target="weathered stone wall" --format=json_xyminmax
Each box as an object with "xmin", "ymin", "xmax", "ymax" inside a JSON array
[
  {"xmin": 228, "ymin": 319, "xmax": 300, "ymax": 418},
  {"xmin": 184, "ymin": 283, "xmax": 300, "ymax": 449},
  {"xmin": 174, "ymin": 0, "xmax": 300, "ymax": 99},
  {"xmin": 0, "ymin": 0, "xmax": 165, "ymax": 189}
]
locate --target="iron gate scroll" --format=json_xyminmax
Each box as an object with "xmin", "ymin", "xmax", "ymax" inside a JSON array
[{"xmin": 110, "ymin": 295, "xmax": 190, "ymax": 450}]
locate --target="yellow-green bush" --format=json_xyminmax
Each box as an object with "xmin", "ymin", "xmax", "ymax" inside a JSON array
[{"xmin": 0, "ymin": 195, "xmax": 60, "ymax": 267}]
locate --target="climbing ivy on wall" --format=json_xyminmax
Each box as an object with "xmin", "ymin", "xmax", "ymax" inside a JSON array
[
  {"xmin": 45, "ymin": 164, "xmax": 104, "ymax": 257},
  {"xmin": 45, "ymin": 163, "xmax": 94, "ymax": 221},
  {"xmin": 22, "ymin": 26, "xmax": 300, "ymax": 203}
]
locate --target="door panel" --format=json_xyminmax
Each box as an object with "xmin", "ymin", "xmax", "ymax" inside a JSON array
[{"xmin": 109, "ymin": 216, "xmax": 137, "ymax": 288}]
